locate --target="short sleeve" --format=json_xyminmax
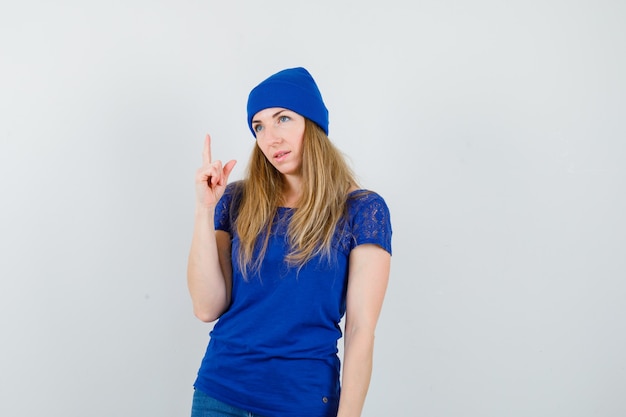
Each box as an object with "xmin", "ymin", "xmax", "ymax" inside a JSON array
[
  {"xmin": 214, "ymin": 182, "xmax": 242, "ymax": 234},
  {"xmin": 349, "ymin": 191, "xmax": 392, "ymax": 255}
]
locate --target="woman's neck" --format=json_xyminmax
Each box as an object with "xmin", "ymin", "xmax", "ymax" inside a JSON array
[{"xmin": 281, "ymin": 176, "xmax": 302, "ymax": 208}]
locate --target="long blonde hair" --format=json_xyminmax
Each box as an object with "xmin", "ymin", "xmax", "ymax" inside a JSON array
[{"xmin": 235, "ymin": 119, "xmax": 358, "ymax": 277}]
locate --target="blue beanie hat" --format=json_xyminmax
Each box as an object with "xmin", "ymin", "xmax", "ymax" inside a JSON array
[{"xmin": 247, "ymin": 67, "xmax": 329, "ymax": 137}]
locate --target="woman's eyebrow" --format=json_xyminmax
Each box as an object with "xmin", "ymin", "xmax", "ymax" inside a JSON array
[
  {"xmin": 252, "ymin": 109, "xmax": 288, "ymax": 125},
  {"xmin": 272, "ymin": 109, "xmax": 287, "ymax": 118}
]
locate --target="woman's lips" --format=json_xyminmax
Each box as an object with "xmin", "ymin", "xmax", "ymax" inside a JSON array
[{"xmin": 274, "ymin": 150, "xmax": 290, "ymax": 161}]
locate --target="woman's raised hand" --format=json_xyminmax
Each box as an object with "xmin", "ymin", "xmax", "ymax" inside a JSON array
[{"xmin": 195, "ymin": 134, "xmax": 237, "ymax": 208}]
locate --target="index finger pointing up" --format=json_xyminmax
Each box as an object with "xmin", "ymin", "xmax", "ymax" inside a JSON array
[{"xmin": 202, "ymin": 134, "xmax": 212, "ymax": 164}]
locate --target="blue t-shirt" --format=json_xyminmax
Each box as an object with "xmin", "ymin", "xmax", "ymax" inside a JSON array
[{"xmin": 194, "ymin": 182, "xmax": 392, "ymax": 417}]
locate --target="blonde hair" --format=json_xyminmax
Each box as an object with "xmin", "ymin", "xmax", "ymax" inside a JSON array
[{"xmin": 235, "ymin": 119, "xmax": 358, "ymax": 278}]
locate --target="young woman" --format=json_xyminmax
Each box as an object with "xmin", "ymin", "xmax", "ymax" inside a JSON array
[{"xmin": 187, "ymin": 67, "xmax": 392, "ymax": 417}]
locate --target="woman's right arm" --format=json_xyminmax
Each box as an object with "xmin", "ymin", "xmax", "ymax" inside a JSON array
[{"xmin": 187, "ymin": 134, "xmax": 237, "ymax": 322}]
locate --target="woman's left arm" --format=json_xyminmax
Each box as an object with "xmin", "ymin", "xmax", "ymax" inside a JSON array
[{"xmin": 337, "ymin": 243, "xmax": 391, "ymax": 417}]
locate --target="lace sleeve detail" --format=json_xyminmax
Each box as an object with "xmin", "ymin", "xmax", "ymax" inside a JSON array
[
  {"xmin": 214, "ymin": 181, "xmax": 242, "ymax": 234},
  {"xmin": 349, "ymin": 191, "xmax": 393, "ymax": 255}
]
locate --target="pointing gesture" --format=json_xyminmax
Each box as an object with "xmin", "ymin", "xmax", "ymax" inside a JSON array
[{"xmin": 195, "ymin": 134, "xmax": 237, "ymax": 208}]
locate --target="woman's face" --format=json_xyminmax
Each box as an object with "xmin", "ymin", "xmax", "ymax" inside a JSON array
[{"xmin": 251, "ymin": 107, "xmax": 306, "ymax": 177}]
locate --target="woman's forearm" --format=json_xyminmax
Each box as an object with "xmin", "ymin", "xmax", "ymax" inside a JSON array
[
  {"xmin": 337, "ymin": 328, "xmax": 376, "ymax": 417},
  {"xmin": 187, "ymin": 204, "xmax": 229, "ymax": 322}
]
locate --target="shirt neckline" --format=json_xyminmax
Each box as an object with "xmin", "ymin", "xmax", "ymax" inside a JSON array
[{"xmin": 277, "ymin": 189, "xmax": 367, "ymax": 210}]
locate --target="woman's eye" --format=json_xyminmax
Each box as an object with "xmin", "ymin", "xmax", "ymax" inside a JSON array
[
  {"xmin": 278, "ymin": 115, "xmax": 290, "ymax": 123},
  {"xmin": 254, "ymin": 124, "xmax": 263, "ymax": 133}
]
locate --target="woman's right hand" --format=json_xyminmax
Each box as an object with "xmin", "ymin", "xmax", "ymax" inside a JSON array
[{"xmin": 195, "ymin": 134, "xmax": 237, "ymax": 208}]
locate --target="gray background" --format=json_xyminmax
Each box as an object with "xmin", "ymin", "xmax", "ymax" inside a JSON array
[{"xmin": 1, "ymin": 1, "xmax": 625, "ymax": 416}]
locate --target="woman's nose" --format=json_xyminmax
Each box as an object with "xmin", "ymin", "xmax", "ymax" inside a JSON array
[{"xmin": 260, "ymin": 124, "xmax": 281, "ymax": 143}]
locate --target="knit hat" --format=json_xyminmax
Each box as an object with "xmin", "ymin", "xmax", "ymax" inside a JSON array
[{"xmin": 247, "ymin": 67, "xmax": 329, "ymax": 137}]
